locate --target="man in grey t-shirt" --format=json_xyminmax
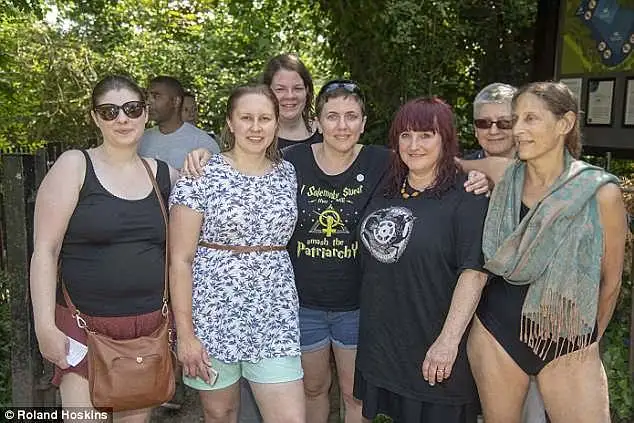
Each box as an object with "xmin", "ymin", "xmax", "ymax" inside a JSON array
[{"xmin": 139, "ymin": 76, "xmax": 219, "ymax": 169}]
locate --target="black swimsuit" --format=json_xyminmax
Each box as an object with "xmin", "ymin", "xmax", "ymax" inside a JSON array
[{"xmin": 476, "ymin": 203, "xmax": 598, "ymax": 375}]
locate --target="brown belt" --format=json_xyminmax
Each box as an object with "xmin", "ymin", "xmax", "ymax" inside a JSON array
[{"xmin": 198, "ymin": 241, "xmax": 286, "ymax": 253}]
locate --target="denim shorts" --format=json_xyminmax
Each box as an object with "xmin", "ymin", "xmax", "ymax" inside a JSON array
[
  {"xmin": 299, "ymin": 306, "xmax": 360, "ymax": 352},
  {"xmin": 183, "ymin": 355, "xmax": 303, "ymax": 391}
]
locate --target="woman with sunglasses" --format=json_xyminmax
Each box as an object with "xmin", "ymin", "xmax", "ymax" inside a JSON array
[
  {"xmin": 262, "ymin": 54, "xmax": 322, "ymax": 150},
  {"xmin": 30, "ymin": 75, "xmax": 179, "ymax": 422}
]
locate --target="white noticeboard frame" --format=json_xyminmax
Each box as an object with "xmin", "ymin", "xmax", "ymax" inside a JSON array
[{"xmin": 585, "ymin": 78, "xmax": 615, "ymax": 126}]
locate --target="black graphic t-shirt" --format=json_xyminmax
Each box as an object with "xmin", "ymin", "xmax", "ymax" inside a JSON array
[
  {"xmin": 356, "ymin": 174, "xmax": 488, "ymax": 405},
  {"xmin": 283, "ymin": 143, "xmax": 392, "ymax": 311}
]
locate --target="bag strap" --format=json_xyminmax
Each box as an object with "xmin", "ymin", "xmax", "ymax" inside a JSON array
[
  {"xmin": 62, "ymin": 157, "xmax": 170, "ymax": 328},
  {"xmin": 140, "ymin": 158, "xmax": 169, "ymax": 307}
]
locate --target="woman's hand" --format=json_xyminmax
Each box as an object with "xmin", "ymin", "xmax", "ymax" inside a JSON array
[
  {"xmin": 463, "ymin": 170, "xmax": 491, "ymax": 196},
  {"xmin": 177, "ymin": 333, "xmax": 213, "ymax": 383},
  {"xmin": 421, "ymin": 336, "xmax": 459, "ymax": 386},
  {"xmin": 182, "ymin": 148, "xmax": 213, "ymax": 178},
  {"xmin": 36, "ymin": 325, "xmax": 70, "ymax": 369},
  {"xmin": 455, "ymin": 156, "xmax": 513, "ymax": 187}
]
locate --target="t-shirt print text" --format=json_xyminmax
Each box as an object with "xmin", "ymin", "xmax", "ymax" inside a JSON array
[
  {"xmin": 296, "ymin": 183, "xmax": 364, "ymax": 260},
  {"xmin": 300, "ymin": 183, "xmax": 364, "ymax": 205}
]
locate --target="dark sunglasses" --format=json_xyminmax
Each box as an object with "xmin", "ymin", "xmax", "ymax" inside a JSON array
[
  {"xmin": 94, "ymin": 101, "xmax": 146, "ymax": 121},
  {"xmin": 317, "ymin": 80, "xmax": 364, "ymax": 99},
  {"xmin": 474, "ymin": 118, "xmax": 513, "ymax": 130}
]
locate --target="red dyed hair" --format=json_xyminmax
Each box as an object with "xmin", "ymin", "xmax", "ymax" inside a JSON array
[{"xmin": 386, "ymin": 96, "xmax": 460, "ymax": 197}]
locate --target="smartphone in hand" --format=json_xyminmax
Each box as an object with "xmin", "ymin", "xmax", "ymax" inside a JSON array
[{"xmin": 207, "ymin": 366, "xmax": 219, "ymax": 386}]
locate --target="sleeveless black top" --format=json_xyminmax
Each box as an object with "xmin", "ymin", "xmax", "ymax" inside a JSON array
[{"xmin": 57, "ymin": 151, "xmax": 170, "ymax": 317}]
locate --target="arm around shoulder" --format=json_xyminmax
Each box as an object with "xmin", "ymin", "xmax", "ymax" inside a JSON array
[{"xmin": 456, "ymin": 156, "xmax": 513, "ymax": 186}]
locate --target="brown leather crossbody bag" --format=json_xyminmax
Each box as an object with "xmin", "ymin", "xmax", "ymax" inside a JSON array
[{"xmin": 62, "ymin": 158, "xmax": 175, "ymax": 412}]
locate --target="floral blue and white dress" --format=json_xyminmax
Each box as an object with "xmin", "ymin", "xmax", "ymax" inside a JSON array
[{"xmin": 169, "ymin": 154, "xmax": 299, "ymax": 363}]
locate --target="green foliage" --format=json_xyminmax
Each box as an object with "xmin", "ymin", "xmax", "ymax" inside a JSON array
[
  {"xmin": 603, "ymin": 273, "xmax": 633, "ymax": 422},
  {"xmin": 0, "ymin": 0, "xmax": 333, "ymax": 148},
  {"xmin": 1, "ymin": 0, "xmax": 46, "ymax": 18},
  {"xmin": 318, "ymin": 0, "xmax": 537, "ymax": 147}
]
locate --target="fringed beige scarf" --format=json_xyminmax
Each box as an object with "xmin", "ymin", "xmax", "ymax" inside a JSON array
[{"xmin": 483, "ymin": 152, "xmax": 618, "ymax": 359}]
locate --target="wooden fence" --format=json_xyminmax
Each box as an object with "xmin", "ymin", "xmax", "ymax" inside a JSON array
[{"xmin": 1, "ymin": 151, "xmax": 57, "ymax": 406}]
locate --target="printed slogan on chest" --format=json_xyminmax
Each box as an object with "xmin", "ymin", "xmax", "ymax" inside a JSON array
[{"xmin": 296, "ymin": 183, "xmax": 365, "ymax": 259}]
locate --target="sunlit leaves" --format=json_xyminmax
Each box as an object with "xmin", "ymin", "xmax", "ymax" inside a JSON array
[{"xmin": 0, "ymin": 0, "xmax": 332, "ymax": 148}]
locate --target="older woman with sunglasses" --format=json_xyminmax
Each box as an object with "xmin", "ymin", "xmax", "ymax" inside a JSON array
[{"xmin": 30, "ymin": 75, "xmax": 179, "ymax": 422}]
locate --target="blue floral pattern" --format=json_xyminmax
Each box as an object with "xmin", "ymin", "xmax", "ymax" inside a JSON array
[{"xmin": 169, "ymin": 154, "xmax": 299, "ymax": 363}]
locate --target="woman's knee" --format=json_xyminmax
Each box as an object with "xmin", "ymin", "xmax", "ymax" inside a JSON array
[
  {"xmin": 201, "ymin": 403, "xmax": 238, "ymax": 423},
  {"xmin": 303, "ymin": 371, "xmax": 332, "ymax": 398},
  {"xmin": 341, "ymin": 390, "xmax": 362, "ymax": 409},
  {"xmin": 302, "ymin": 359, "xmax": 332, "ymax": 398},
  {"xmin": 200, "ymin": 392, "xmax": 239, "ymax": 423},
  {"xmin": 273, "ymin": 408, "xmax": 306, "ymax": 423}
]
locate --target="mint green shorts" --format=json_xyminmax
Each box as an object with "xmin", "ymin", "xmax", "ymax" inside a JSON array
[{"xmin": 183, "ymin": 355, "xmax": 303, "ymax": 391}]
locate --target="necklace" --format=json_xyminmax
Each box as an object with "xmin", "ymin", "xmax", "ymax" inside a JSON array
[{"xmin": 401, "ymin": 178, "xmax": 422, "ymax": 199}]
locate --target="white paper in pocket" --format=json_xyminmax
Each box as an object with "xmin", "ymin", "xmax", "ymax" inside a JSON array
[{"xmin": 66, "ymin": 336, "xmax": 88, "ymax": 367}]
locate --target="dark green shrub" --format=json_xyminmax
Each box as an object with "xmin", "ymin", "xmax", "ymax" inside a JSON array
[{"xmin": 604, "ymin": 274, "xmax": 633, "ymax": 423}]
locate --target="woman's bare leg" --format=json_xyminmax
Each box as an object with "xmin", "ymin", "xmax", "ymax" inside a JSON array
[
  {"xmin": 332, "ymin": 346, "xmax": 362, "ymax": 423},
  {"xmin": 199, "ymin": 382, "xmax": 241, "ymax": 423},
  {"xmin": 467, "ymin": 317, "xmax": 529, "ymax": 423},
  {"xmin": 301, "ymin": 346, "xmax": 332, "ymax": 423},
  {"xmin": 251, "ymin": 379, "xmax": 306, "ymax": 423},
  {"xmin": 537, "ymin": 343, "xmax": 610, "ymax": 423}
]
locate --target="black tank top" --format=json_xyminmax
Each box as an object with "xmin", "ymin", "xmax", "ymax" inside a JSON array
[{"xmin": 58, "ymin": 151, "xmax": 170, "ymax": 317}]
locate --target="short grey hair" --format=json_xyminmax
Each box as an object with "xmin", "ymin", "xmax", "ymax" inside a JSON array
[{"xmin": 473, "ymin": 83, "xmax": 517, "ymax": 119}]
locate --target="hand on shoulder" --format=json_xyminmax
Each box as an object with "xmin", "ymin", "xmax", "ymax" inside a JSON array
[{"xmin": 455, "ymin": 156, "xmax": 513, "ymax": 186}]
